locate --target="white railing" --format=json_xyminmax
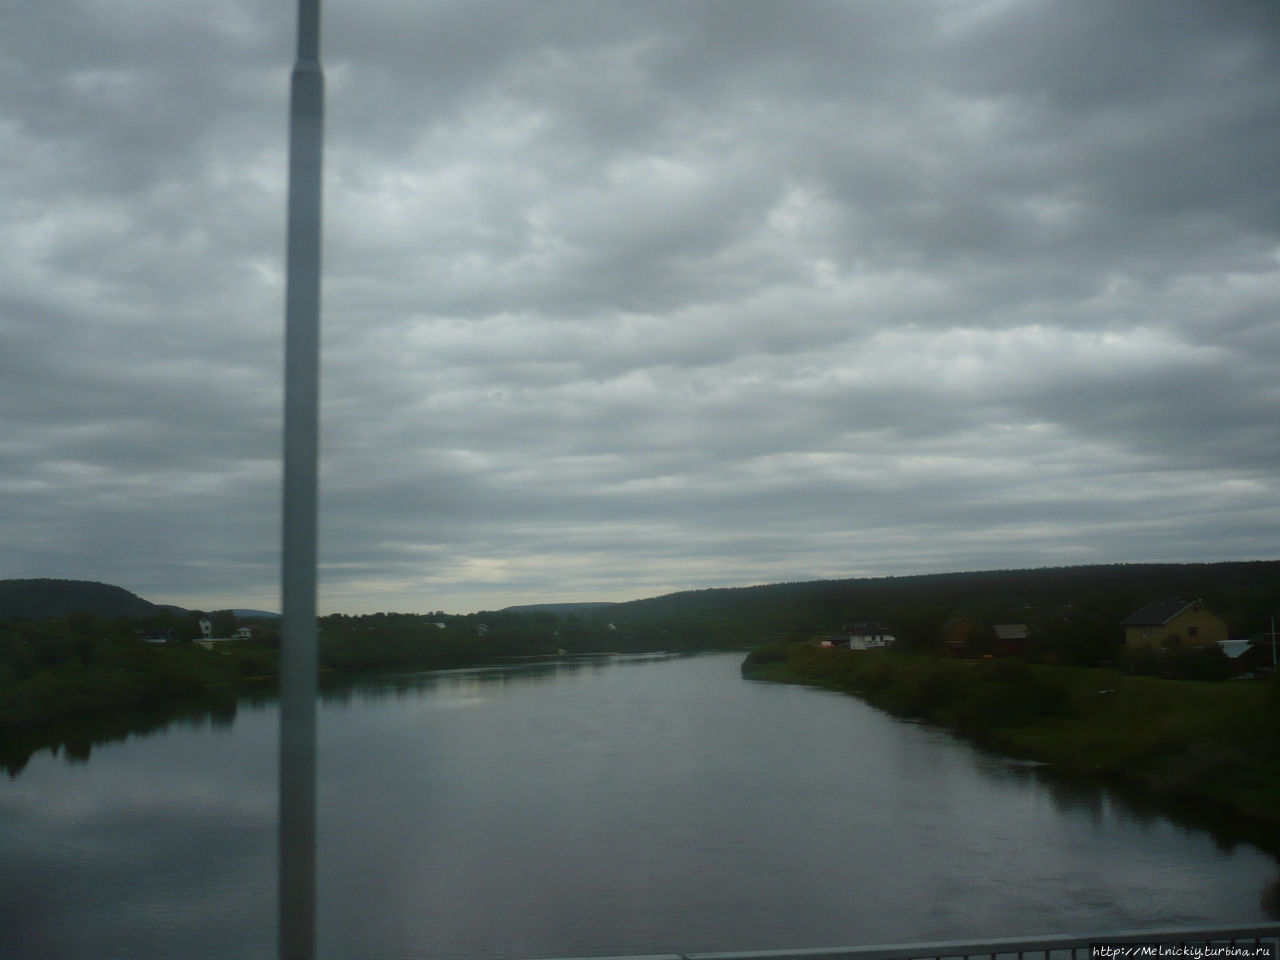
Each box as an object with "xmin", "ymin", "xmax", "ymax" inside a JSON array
[{"xmin": 532, "ymin": 924, "xmax": 1279, "ymax": 960}]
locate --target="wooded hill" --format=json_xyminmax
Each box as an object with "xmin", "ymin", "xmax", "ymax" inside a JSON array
[
  {"xmin": 3, "ymin": 562, "xmax": 1278, "ymax": 740},
  {"xmin": 588, "ymin": 561, "xmax": 1280, "ymax": 661},
  {"xmin": 0, "ymin": 579, "xmax": 166, "ymax": 621},
  {"xmin": 5, "ymin": 561, "xmax": 1278, "ymax": 661}
]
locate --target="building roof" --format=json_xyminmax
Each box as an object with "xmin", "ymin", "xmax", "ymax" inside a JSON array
[
  {"xmin": 847, "ymin": 620, "xmax": 892, "ymax": 635},
  {"xmin": 1218, "ymin": 639, "xmax": 1253, "ymax": 659},
  {"xmin": 1120, "ymin": 598, "xmax": 1198, "ymax": 627}
]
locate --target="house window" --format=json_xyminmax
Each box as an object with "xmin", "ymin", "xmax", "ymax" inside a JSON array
[{"xmin": 1188, "ymin": 626, "xmax": 1198, "ymax": 638}]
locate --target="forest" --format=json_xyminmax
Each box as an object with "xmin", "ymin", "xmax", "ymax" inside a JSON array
[{"xmin": 2, "ymin": 560, "xmax": 1278, "ymax": 732}]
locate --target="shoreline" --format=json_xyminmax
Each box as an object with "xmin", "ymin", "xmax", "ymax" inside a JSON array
[{"xmin": 741, "ymin": 644, "xmax": 1280, "ymax": 856}]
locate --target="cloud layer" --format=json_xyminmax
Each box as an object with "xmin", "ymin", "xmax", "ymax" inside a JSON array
[{"xmin": 3, "ymin": 1, "xmax": 1278, "ymax": 613}]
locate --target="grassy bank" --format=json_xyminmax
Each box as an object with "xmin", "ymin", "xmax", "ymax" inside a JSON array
[{"xmin": 743, "ymin": 644, "xmax": 1280, "ymax": 846}]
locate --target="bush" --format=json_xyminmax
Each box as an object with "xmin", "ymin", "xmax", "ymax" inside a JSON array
[
  {"xmin": 953, "ymin": 671, "xmax": 1071, "ymax": 732},
  {"xmin": 979, "ymin": 658, "xmax": 1032, "ymax": 684},
  {"xmin": 882, "ymin": 661, "xmax": 965, "ymax": 719},
  {"xmin": 1164, "ymin": 645, "xmax": 1234, "ymax": 682},
  {"xmin": 1118, "ymin": 644, "xmax": 1235, "ymax": 681},
  {"xmin": 857, "ymin": 656, "xmax": 896, "ymax": 693},
  {"xmin": 742, "ymin": 644, "xmax": 791, "ymax": 666},
  {"xmin": 1119, "ymin": 646, "xmax": 1160, "ymax": 676}
]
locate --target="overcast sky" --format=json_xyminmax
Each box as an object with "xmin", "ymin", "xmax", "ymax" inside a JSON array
[{"xmin": 2, "ymin": 1, "xmax": 1278, "ymax": 615}]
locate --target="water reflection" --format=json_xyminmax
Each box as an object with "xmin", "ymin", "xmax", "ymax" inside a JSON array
[
  {"xmin": 871, "ymin": 723, "xmax": 1280, "ymax": 858},
  {"xmin": 1023, "ymin": 762, "xmax": 1280, "ymax": 856},
  {"xmin": 0, "ymin": 686, "xmax": 274, "ymax": 778},
  {"xmin": 3, "ymin": 652, "xmax": 1277, "ymax": 960},
  {"xmin": 0, "ymin": 653, "xmax": 682, "ymax": 777},
  {"xmin": 318, "ymin": 651, "xmax": 683, "ymax": 705}
]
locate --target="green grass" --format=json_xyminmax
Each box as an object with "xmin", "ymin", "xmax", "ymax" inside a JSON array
[{"xmin": 743, "ymin": 645, "xmax": 1280, "ymax": 847}]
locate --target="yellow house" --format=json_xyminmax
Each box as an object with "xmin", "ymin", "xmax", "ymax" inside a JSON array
[{"xmin": 1121, "ymin": 598, "xmax": 1228, "ymax": 649}]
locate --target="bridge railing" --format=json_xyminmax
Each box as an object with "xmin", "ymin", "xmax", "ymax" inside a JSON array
[{"xmin": 534, "ymin": 923, "xmax": 1279, "ymax": 960}]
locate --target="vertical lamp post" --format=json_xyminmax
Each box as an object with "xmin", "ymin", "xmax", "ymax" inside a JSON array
[{"xmin": 279, "ymin": 1, "xmax": 323, "ymax": 959}]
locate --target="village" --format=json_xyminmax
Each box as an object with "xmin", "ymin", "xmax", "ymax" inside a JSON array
[{"xmin": 819, "ymin": 598, "xmax": 1278, "ymax": 678}]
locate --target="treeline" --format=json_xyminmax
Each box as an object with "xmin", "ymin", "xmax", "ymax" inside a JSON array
[
  {"xmin": 0, "ymin": 604, "xmax": 754, "ymax": 731},
  {"xmin": 0, "ymin": 611, "xmax": 278, "ymax": 731},
  {"xmin": 318, "ymin": 611, "xmax": 552, "ymax": 670},
  {"xmin": 5, "ymin": 560, "xmax": 1277, "ymax": 733},
  {"xmin": 604, "ymin": 561, "xmax": 1280, "ymax": 663},
  {"xmin": 743, "ymin": 645, "xmax": 1073, "ymax": 732},
  {"xmin": 316, "ymin": 608, "xmax": 752, "ymax": 670}
]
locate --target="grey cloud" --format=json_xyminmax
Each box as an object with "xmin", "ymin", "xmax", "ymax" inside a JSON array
[{"xmin": 2, "ymin": 0, "xmax": 1278, "ymax": 612}]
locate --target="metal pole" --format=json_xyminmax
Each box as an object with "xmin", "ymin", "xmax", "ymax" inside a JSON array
[{"xmin": 279, "ymin": 1, "xmax": 323, "ymax": 958}]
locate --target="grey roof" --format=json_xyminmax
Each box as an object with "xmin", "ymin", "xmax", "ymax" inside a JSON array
[
  {"xmin": 992, "ymin": 623, "xmax": 1028, "ymax": 640},
  {"xmin": 847, "ymin": 620, "xmax": 892, "ymax": 635},
  {"xmin": 1120, "ymin": 598, "xmax": 1197, "ymax": 627}
]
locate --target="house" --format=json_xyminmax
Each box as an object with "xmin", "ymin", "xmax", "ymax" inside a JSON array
[
  {"xmin": 992, "ymin": 623, "xmax": 1029, "ymax": 657},
  {"xmin": 942, "ymin": 616, "xmax": 971, "ymax": 655},
  {"xmin": 1121, "ymin": 598, "xmax": 1227, "ymax": 649},
  {"xmin": 193, "ymin": 616, "xmax": 237, "ymax": 650},
  {"xmin": 232, "ymin": 627, "xmax": 254, "ymax": 642},
  {"xmin": 843, "ymin": 620, "xmax": 896, "ymax": 651}
]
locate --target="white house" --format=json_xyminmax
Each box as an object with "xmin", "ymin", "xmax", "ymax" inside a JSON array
[
  {"xmin": 845, "ymin": 621, "xmax": 896, "ymax": 651},
  {"xmin": 192, "ymin": 617, "xmax": 241, "ymax": 650}
]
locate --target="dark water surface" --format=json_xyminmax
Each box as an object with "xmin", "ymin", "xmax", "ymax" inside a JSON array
[{"xmin": 2, "ymin": 652, "xmax": 1275, "ymax": 960}]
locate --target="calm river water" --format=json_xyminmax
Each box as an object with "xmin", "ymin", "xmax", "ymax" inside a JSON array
[{"xmin": 1, "ymin": 652, "xmax": 1276, "ymax": 960}]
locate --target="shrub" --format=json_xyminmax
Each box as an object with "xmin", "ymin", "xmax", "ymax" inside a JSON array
[
  {"xmin": 883, "ymin": 661, "xmax": 965, "ymax": 719},
  {"xmin": 1119, "ymin": 646, "xmax": 1160, "ymax": 676},
  {"xmin": 1119, "ymin": 644, "xmax": 1235, "ymax": 681},
  {"xmin": 952, "ymin": 667, "xmax": 1070, "ymax": 733},
  {"xmin": 1163, "ymin": 645, "xmax": 1234, "ymax": 682},
  {"xmin": 742, "ymin": 644, "xmax": 791, "ymax": 666}
]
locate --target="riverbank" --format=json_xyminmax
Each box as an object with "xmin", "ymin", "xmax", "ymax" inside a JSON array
[
  {"xmin": 742, "ymin": 645, "xmax": 1280, "ymax": 847},
  {"xmin": 0, "ymin": 643, "xmax": 277, "ymax": 732}
]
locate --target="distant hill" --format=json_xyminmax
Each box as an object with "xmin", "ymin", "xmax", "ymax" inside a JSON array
[
  {"xmin": 155, "ymin": 604, "xmax": 277, "ymax": 618},
  {"xmin": 0, "ymin": 579, "xmax": 162, "ymax": 621},
  {"xmin": 5, "ymin": 562, "xmax": 1276, "ymax": 642},
  {"xmin": 590, "ymin": 561, "xmax": 1280, "ymax": 641},
  {"xmin": 501, "ymin": 601, "xmax": 617, "ymax": 615}
]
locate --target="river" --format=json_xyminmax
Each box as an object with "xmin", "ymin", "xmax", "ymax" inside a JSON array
[{"xmin": 1, "ymin": 652, "xmax": 1275, "ymax": 960}]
